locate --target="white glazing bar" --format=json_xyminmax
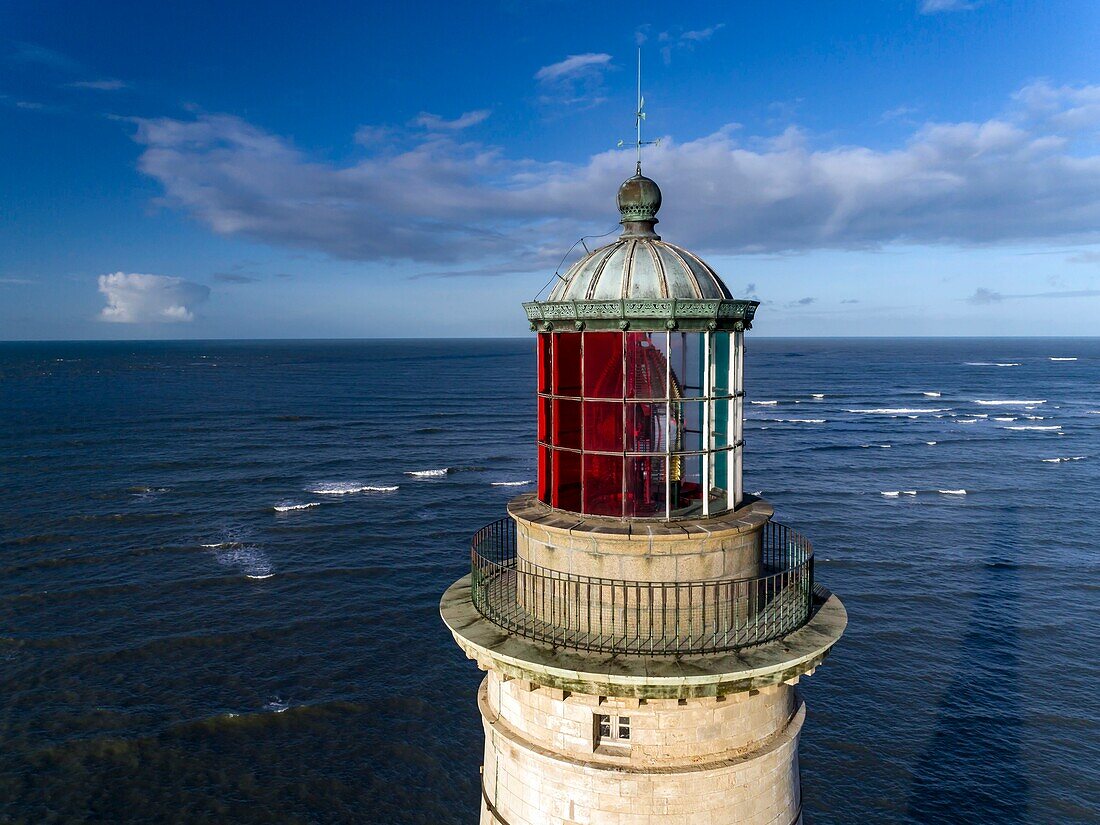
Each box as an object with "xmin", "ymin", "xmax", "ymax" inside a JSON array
[
  {"xmin": 727, "ymin": 332, "xmax": 737, "ymax": 512},
  {"xmin": 734, "ymin": 330, "xmax": 744, "ymax": 507},
  {"xmin": 665, "ymin": 330, "xmax": 672, "ymax": 520},
  {"xmin": 702, "ymin": 331, "xmax": 711, "ymax": 517}
]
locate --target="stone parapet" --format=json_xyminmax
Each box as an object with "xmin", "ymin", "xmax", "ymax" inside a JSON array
[{"xmin": 508, "ymin": 494, "xmax": 773, "ymax": 583}]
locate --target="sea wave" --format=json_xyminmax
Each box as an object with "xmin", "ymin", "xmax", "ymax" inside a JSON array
[
  {"xmin": 1049, "ymin": 357, "xmax": 1077, "ymax": 361},
  {"xmin": 965, "ymin": 362, "xmax": 1021, "ymax": 367},
  {"xmin": 847, "ymin": 408, "xmax": 947, "ymax": 414},
  {"xmin": 975, "ymin": 399, "xmax": 1046, "ymax": 406},
  {"xmin": 750, "ymin": 400, "xmax": 778, "ymax": 406},
  {"xmin": 490, "ymin": 480, "xmax": 533, "ymax": 487},
  {"xmin": 308, "ymin": 483, "xmax": 399, "ymax": 494},
  {"xmin": 955, "ymin": 418, "xmax": 982, "ymax": 424},
  {"xmin": 938, "ymin": 489, "xmax": 967, "ymax": 495},
  {"xmin": 926, "ymin": 441, "xmax": 937, "ymax": 445},
  {"xmin": 922, "ymin": 391, "xmax": 942, "ymax": 397},
  {"xmin": 1040, "ymin": 456, "xmax": 1086, "ymax": 463},
  {"xmin": 273, "ymin": 501, "xmax": 320, "ymax": 512},
  {"xmin": 881, "ymin": 491, "xmax": 917, "ymax": 497},
  {"xmin": 861, "ymin": 443, "xmax": 892, "ymax": 448},
  {"xmin": 405, "ymin": 468, "xmax": 449, "ymax": 477},
  {"xmin": 992, "ymin": 417, "xmax": 1017, "ymax": 422},
  {"xmin": 1003, "ymin": 425, "xmax": 1061, "ymax": 431},
  {"xmin": 811, "ymin": 393, "xmax": 825, "ymax": 399}
]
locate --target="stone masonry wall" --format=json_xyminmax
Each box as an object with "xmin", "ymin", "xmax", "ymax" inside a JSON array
[{"xmin": 478, "ymin": 674, "xmax": 804, "ymax": 825}]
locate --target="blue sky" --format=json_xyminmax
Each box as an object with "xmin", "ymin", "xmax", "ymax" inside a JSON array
[{"xmin": 2, "ymin": 0, "xmax": 1100, "ymax": 339}]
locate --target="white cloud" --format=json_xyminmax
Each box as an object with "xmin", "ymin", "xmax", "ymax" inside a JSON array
[
  {"xmin": 97, "ymin": 272, "xmax": 210, "ymax": 323},
  {"xmin": 412, "ymin": 109, "xmax": 491, "ymax": 131},
  {"xmin": 128, "ymin": 82, "xmax": 1100, "ymax": 268},
  {"xmin": 68, "ymin": 79, "xmax": 129, "ymax": 91},
  {"xmin": 534, "ymin": 53, "xmax": 611, "ymax": 83},
  {"xmin": 920, "ymin": 0, "xmax": 982, "ymax": 13}
]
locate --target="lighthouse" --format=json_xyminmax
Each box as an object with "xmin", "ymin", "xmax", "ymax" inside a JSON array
[{"xmin": 441, "ymin": 166, "xmax": 846, "ymax": 824}]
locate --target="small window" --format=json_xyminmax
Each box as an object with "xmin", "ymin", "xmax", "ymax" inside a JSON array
[{"xmin": 595, "ymin": 714, "xmax": 630, "ymax": 747}]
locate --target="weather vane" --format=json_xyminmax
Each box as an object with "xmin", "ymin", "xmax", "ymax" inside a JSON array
[{"xmin": 618, "ymin": 48, "xmax": 660, "ymax": 175}]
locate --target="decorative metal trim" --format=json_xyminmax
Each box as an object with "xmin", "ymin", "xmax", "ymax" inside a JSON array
[{"xmin": 522, "ymin": 298, "xmax": 759, "ymax": 332}]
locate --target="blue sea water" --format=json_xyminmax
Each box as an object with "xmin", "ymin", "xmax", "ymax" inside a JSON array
[{"xmin": 0, "ymin": 338, "xmax": 1098, "ymax": 824}]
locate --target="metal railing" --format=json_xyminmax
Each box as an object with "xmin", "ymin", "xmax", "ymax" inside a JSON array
[{"xmin": 469, "ymin": 518, "xmax": 815, "ymax": 655}]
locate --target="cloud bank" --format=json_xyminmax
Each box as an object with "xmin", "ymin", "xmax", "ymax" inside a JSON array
[
  {"xmin": 98, "ymin": 272, "xmax": 210, "ymax": 322},
  {"xmin": 130, "ymin": 81, "xmax": 1100, "ymax": 271}
]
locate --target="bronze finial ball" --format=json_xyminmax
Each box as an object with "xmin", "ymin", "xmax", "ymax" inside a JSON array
[{"xmin": 617, "ymin": 173, "xmax": 662, "ymax": 224}]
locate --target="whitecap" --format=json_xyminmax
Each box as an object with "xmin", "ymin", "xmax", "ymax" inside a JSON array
[
  {"xmin": 992, "ymin": 417, "xmax": 1016, "ymax": 422},
  {"xmin": 309, "ymin": 482, "xmax": 398, "ymax": 494},
  {"xmin": 750, "ymin": 400, "xmax": 778, "ymax": 406},
  {"xmin": 264, "ymin": 698, "xmax": 290, "ymax": 713},
  {"xmin": 901, "ymin": 490, "xmax": 917, "ymax": 496},
  {"xmin": 860, "ymin": 443, "xmax": 892, "ymax": 448},
  {"xmin": 491, "ymin": 480, "xmax": 533, "ymax": 487},
  {"xmin": 1040, "ymin": 456, "xmax": 1086, "ymax": 463},
  {"xmin": 776, "ymin": 418, "xmax": 826, "ymax": 424},
  {"xmin": 811, "ymin": 393, "xmax": 825, "ymax": 399},
  {"xmin": 274, "ymin": 501, "xmax": 320, "ymax": 512},
  {"xmin": 881, "ymin": 491, "xmax": 900, "ymax": 497},
  {"xmin": 938, "ymin": 489, "xmax": 967, "ymax": 495},
  {"xmin": 955, "ymin": 418, "xmax": 981, "ymax": 424},
  {"xmin": 1003, "ymin": 425, "xmax": 1061, "ymax": 431},
  {"xmin": 847, "ymin": 408, "xmax": 947, "ymax": 415},
  {"xmin": 1022, "ymin": 415, "xmax": 1045, "ymax": 420},
  {"xmin": 922, "ymin": 391, "xmax": 942, "ymax": 397},
  {"xmin": 405, "ymin": 468, "xmax": 449, "ymax": 477},
  {"xmin": 975, "ymin": 399, "xmax": 1046, "ymax": 406},
  {"xmin": 1049, "ymin": 357, "xmax": 1077, "ymax": 361},
  {"xmin": 926, "ymin": 441, "xmax": 937, "ymax": 445},
  {"xmin": 965, "ymin": 362, "xmax": 1021, "ymax": 367}
]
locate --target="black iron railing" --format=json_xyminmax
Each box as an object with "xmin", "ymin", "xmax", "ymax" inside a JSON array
[{"xmin": 469, "ymin": 518, "xmax": 815, "ymax": 655}]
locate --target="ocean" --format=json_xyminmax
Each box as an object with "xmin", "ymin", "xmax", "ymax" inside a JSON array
[{"xmin": 1, "ymin": 338, "xmax": 1097, "ymax": 824}]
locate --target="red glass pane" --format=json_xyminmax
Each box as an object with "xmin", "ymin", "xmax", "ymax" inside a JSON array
[
  {"xmin": 552, "ymin": 333, "xmax": 582, "ymax": 397},
  {"xmin": 538, "ymin": 444, "xmax": 552, "ymax": 504},
  {"xmin": 626, "ymin": 400, "xmax": 667, "ymax": 453},
  {"xmin": 626, "ymin": 332, "xmax": 669, "ymax": 399},
  {"xmin": 537, "ymin": 333, "xmax": 552, "ymax": 394},
  {"xmin": 583, "ymin": 332, "xmax": 624, "ymax": 398},
  {"xmin": 583, "ymin": 453, "xmax": 623, "ymax": 517},
  {"xmin": 625, "ymin": 455, "xmax": 666, "ymax": 517},
  {"xmin": 553, "ymin": 399, "xmax": 582, "ymax": 450},
  {"xmin": 553, "ymin": 449, "xmax": 581, "ymax": 511},
  {"xmin": 583, "ymin": 400, "xmax": 624, "ymax": 452},
  {"xmin": 538, "ymin": 396, "xmax": 552, "ymax": 443}
]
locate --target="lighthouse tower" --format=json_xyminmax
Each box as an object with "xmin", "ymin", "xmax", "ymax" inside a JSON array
[{"xmin": 441, "ymin": 168, "xmax": 846, "ymax": 825}]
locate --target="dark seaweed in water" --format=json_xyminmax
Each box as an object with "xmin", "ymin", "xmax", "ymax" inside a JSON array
[{"xmin": 1, "ymin": 338, "xmax": 1098, "ymax": 824}]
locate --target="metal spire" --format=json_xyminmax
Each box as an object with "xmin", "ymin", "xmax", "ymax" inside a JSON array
[{"xmin": 618, "ymin": 48, "xmax": 659, "ymax": 175}]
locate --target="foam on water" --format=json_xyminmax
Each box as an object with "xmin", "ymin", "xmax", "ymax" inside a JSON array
[
  {"xmin": 405, "ymin": 468, "xmax": 449, "ymax": 477},
  {"xmin": 308, "ymin": 482, "xmax": 399, "ymax": 494},
  {"xmin": 965, "ymin": 362, "xmax": 1021, "ymax": 367},
  {"xmin": 922, "ymin": 391, "xmax": 941, "ymax": 397},
  {"xmin": 1004, "ymin": 425, "xmax": 1061, "ymax": 431},
  {"xmin": 938, "ymin": 489, "xmax": 967, "ymax": 495},
  {"xmin": 1049, "ymin": 357, "xmax": 1078, "ymax": 361},
  {"xmin": 975, "ymin": 399, "xmax": 1046, "ymax": 406},
  {"xmin": 847, "ymin": 408, "xmax": 947, "ymax": 414},
  {"xmin": 750, "ymin": 400, "xmax": 778, "ymax": 405},
  {"xmin": 926, "ymin": 441, "xmax": 937, "ymax": 445},
  {"xmin": 1040, "ymin": 456, "xmax": 1086, "ymax": 463},
  {"xmin": 955, "ymin": 418, "xmax": 982, "ymax": 424},
  {"xmin": 992, "ymin": 417, "xmax": 1016, "ymax": 422},
  {"xmin": 861, "ymin": 443, "xmax": 892, "ymax": 448},
  {"xmin": 490, "ymin": 480, "xmax": 533, "ymax": 487},
  {"xmin": 203, "ymin": 531, "xmax": 273, "ymax": 579},
  {"xmin": 273, "ymin": 501, "xmax": 320, "ymax": 512},
  {"xmin": 811, "ymin": 393, "xmax": 825, "ymax": 399}
]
